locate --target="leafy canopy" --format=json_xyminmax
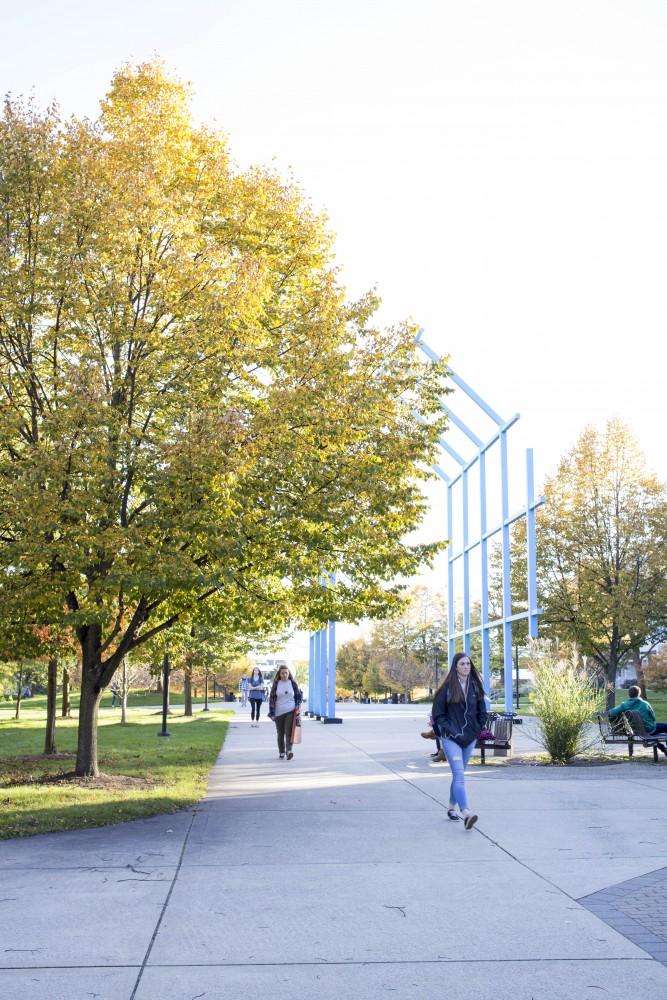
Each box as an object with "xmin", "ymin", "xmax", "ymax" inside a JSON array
[
  {"xmin": 0, "ymin": 61, "xmax": 447, "ymax": 682},
  {"xmin": 536, "ymin": 420, "xmax": 667, "ymax": 684}
]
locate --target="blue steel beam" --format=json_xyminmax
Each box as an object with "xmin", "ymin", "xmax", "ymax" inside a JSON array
[
  {"xmin": 416, "ymin": 336, "xmax": 506, "ymax": 428},
  {"xmin": 439, "ymin": 436, "xmax": 467, "ymax": 468},
  {"xmin": 308, "ymin": 634, "xmax": 315, "ymax": 716},
  {"xmin": 526, "ymin": 448, "xmax": 541, "ymax": 639},
  {"xmin": 445, "ymin": 416, "xmax": 520, "ymax": 488},
  {"xmin": 448, "ymin": 608, "xmax": 544, "ymax": 638},
  {"xmin": 447, "ymin": 480, "xmax": 455, "ymax": 666},
  {"xmin": 442, "ymin": 406, "xmax": 484, "ymax": 449},
  {"xmin": 448, "ymin": 369, "xmax": 505, "ymax": 428},
  {"xmin": 312, "ymin": 334, "xmax": 543, "ymax": 720},
  {"xmin": 314, "ymin": 628, "xmax": 321, "ymax": 717},
  {"xmin": 433, "ymin": 464, "xmax": 451, "ymax": 483},
  {"xmin": 500, "ymin": 427, "xmax": 514, "ymax": 712},
  {"xmin": 479, "ymin": 449, "xmax": 491, "ymax": 694},
  {"xmin": 327, "ymin": 620, "xmax": 336, "ymax": 719},
  {"xmin": 462, "ymin": 466, "xmax": 471, "ymax": 655}
]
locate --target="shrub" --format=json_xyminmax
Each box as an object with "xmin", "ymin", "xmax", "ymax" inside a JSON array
[{"xmin": 527, "ymin": 639, "xmax": 603, "ymax": 764}]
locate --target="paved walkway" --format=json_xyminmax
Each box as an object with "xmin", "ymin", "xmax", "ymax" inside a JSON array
[{"xmin": 2, "ymin": 704, "xmax": 667, "ymax": 999}]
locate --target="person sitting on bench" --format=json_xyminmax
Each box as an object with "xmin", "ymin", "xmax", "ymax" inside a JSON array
[{"xmin": 608, "ymin": 685, "xmax": 667, "ymax": 755}]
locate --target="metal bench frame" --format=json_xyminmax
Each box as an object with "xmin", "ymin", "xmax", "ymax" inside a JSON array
[
  {"xmin": 475, "ymin": 712, "xmax": 513, "ymax": 764},
  {"xmin": 597, "ymin": 711, "xmax": 667, "ymax": 764}
]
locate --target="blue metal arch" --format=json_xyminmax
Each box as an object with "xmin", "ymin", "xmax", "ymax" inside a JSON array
[
  {"xmin": 308, "ymin": 333, "xmax": 544, "ymax": 719},
  {"xmin": 416, "ymin": 332, "xmax": 543, "ymax": 710}
]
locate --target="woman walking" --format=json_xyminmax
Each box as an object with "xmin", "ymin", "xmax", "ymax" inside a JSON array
[
  {"xmin": 248, "ymin": 667, "xmax": 265, "ymax": 726},
  {"xmin": 268, "ymin": 666, "xmax": 303, "ymax": 760},
  {"xmin": 432, "ymin": 652, "xmax": 487, "ymax": 830}
]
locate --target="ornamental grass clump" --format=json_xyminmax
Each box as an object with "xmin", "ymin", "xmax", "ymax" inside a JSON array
[{"xmin": 528, "ymin": 640, "xmax": 603, "ymax": 764}]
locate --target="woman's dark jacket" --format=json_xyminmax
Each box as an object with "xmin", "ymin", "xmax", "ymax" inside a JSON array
[
  {"xmin": 432, "ymin": 681, "xmax": 487, "ymax": 748},
  {"xmin": 268, "ymin": 679, "xmax": 303, "ymax": 718}
]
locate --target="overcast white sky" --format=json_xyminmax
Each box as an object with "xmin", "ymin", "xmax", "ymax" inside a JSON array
[{"xmin": 5, "ymin": 1, "xmax": 667, "ymax": 656}]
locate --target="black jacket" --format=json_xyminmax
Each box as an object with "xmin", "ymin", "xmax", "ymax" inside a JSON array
[{"xmin": 432, "ymin": 680, "xmax": 487, "ymax": 748}]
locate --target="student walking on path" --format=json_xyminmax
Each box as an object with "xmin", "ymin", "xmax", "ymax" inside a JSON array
[
  {"xmin": 248, "ymin": 667, "xmax": 265, "ymax": 726},
  {"xmin": 432, "ymin": 652, "xmax": 488, "ymax": 830},
  {"xmin": 268, "ymin": 666, "xmax": 303, "ymax": 760}
]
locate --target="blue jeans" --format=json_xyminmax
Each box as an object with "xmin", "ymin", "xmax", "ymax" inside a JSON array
[{"xmin": 443, "ymin": 738, "xmax": 476, "ymax": 811}]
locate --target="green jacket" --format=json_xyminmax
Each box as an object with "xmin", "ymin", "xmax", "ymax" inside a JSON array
[{"xmin": 609, "ymin": 696, "xmax": 656, "ymax": 733}]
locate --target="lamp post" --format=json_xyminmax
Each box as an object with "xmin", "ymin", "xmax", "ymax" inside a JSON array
[
  {"xmin": 434, "ymin": 644, "xmax": 441, "ymax": 692},
  {"xmin": 203, "ymin": 666, "xmax": 210, "ymax": 712},
  {"xmin": 158, "ymin": 645, "xmax": 171, "ymax": 738}
]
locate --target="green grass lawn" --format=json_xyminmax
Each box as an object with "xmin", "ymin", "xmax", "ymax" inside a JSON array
[
  {"xmin": 1, "ymin": 686, "xmax": 232, "ymax": 716},
  {"xmin": 0, "ymin": 700, "xmax": 229, "ymax": 839},
  {"xmin": 119, "ymin": 688, "xmax": 230, "ymax": 709}
]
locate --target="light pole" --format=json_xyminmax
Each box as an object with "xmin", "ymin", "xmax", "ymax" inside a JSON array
[
  {"xmin": 203, "ymin": 666, "xmax": 210, "ymax": 712},
  {"xmin": 434, "ymin": 644, "xmax": 441, "ymax": 692},
  {"xmin": 158, "ymin": 643, "xmax": 171, "ymax": 738}
]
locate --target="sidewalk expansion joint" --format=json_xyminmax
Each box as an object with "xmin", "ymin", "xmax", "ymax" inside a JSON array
[
  {"xmin": 333, "ymin": 729, "xmax": 590, "ymax": 910},
  {"xmin": 0, "ymin": 957, "xmax": 655, "ymax": 972},
  {"xmin": 140, "ymin": 956, "xmax": 657, "ymax": 968},
  {"xmin": 128, "ymin": 808, "xmax": 198, "ymax": 1000}
]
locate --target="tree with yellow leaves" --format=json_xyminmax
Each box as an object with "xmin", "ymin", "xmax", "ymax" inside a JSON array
[
  {"xmin": 537, "ymin": 420, "xmax": 667, "ymax": 707},
  {"xmin": 0, "ymin": 63, "xmax": 446, "ymax": 775}
]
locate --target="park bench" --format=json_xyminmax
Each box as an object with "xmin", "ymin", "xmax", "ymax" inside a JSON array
[
  {"xmin": 597, "ymin": 711, "xmax": 667, "ymax": 764},
  {"xmin": 475, "ymin": 712, "xmax": 513, "ymax": 763}
]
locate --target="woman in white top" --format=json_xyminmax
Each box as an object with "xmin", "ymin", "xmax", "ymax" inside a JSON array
[{"xmin": 268, "ymin": 667, "xmax": 303, "ymax": 760}]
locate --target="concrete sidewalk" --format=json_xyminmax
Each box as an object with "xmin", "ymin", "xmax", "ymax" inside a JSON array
[{"xmin": 2, "ymin": 703, "xmax": 667, "ymax": 999}]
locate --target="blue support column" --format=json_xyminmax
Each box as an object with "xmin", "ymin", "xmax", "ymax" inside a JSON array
[
  {"xmin": 307, "ymin": 633, "xmax": 316, "ymax": 716},
  {"xmin": 462, "ymin": 466, "xmax": 470, "ymax": 654},
  {"xmin": 314, "ymin": 629, "xmax": 323, "ymax": 719},
  {"xmin": 321, "ymin": 625, "xmax": 328, "ymax": 718},
  {"xmin": 526, "ymin": 448, "xmax": 539, "ymax": 639},
  {"xmin": 500, "ymin": 427, "xmax": 513, "ymax": 712},
  {"xmin": 479, "ymin": 450, "xmax": 491, "ymax": 696},
  {"xmin": 416, "ymin": 335, "xmax": 543, "ymax": 715},
  {"xmin": 322, "ymin": 620, "xmax": 342, "ymax": 723},
  {"xmin": 327, "ymin": 622, "xmax": 336, "ymax": 718},
  {"xmin": 447, "ymin": 481, "xmax": 455, "ymax": 666}
]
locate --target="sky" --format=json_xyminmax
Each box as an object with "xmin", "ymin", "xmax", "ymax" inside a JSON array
[{"xmin": 4, "ymin": 0, "xmax": 667, "ymax": 656}]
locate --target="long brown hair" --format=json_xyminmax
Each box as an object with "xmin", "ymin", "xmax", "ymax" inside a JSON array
[
  {"xmin": 270, "ymin": 667, "xmax": 294, "ymax": 697},
  {"xmin": 435, "ymin": 652, "xmax": 485, "ymax": 704}
]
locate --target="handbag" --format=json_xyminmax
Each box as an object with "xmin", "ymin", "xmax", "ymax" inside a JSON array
[
  {"xmin": 291, "ymin": 713, "xmax": 302, "ymax": 745},
  {"xmin": 477, "ymin": 728, "xmax": 495, "ymax": 742}
]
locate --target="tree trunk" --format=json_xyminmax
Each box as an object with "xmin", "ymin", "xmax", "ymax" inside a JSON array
[
  {"xmin": 44, "ymin": 657, "xmax": 58, "ymax": 755},
  {"xmin": 61, "ymin": 666, "xmax": 70, "ymax": 717},
  {"xmin": 120, "ymin": 656, "xmax": 128, "ymax": 725},
  {"xmin": 14, "ymin": 664, "xmax": 23, "ymax": 720},
  {"xmin": 632, "ymin": 649, "xmax": 647, "ymax": 699},
  {"xmin": 75, "ymin": 628, "xmax": 104, "ymax": 777},
  {"xmin": 605, "ymin": 656, "xmax": 619, "ymax": 710},
  {"xmin": 184, "ymin": 668, "xmax": 193, "ymax": 717}
]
